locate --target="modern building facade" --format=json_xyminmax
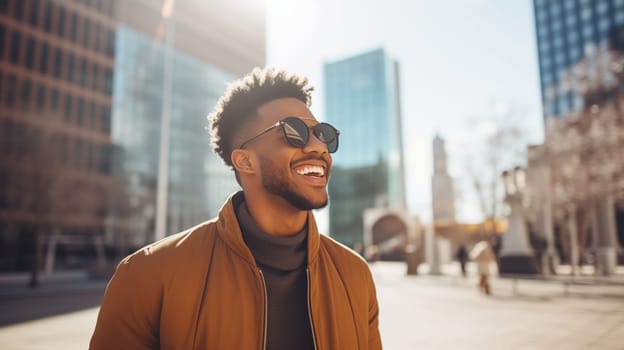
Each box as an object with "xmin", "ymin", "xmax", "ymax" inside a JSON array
[
  {"xmin": 534, "ymin": 0, "xmax": 624, "ymax": 119},
  {"xmin": 0, "ymin": 0, "xmax": 266, "ymax": 272},
  {"xmin": 0, "ymin": 0, "xmax": 116, "ymax": 272},
  {"xmin": 109, "ymin": 0, "xmax": 265, "ymax": 247},
  {"xmin": 324, "ymin": 48, "xmax": 406, "ymax": 247}
]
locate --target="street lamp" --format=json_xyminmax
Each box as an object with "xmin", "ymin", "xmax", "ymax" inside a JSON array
[{"xmin": 499, "ymin": 166, "xmax": 539, "ymax": 275}]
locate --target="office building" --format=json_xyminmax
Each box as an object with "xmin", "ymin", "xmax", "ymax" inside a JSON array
[
  {"xmin": 534, "ymin": 0, "xmax": 624, "ymax": 119},
  {"xmin": 324, "ymin": 48, "xmax": 406, "ymax": 247}
]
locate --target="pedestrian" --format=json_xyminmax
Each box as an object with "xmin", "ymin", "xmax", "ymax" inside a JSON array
[
  {"xmin": 456, "ymin": 244, "xmax": 468, "ymax": 277},
  {"xmin": 470, "ymin": 241, "xmax": 495, "ymax": 295},
  {"xmin": 90, "ymin": 68, "xmax": 382, "ymax": 349}
]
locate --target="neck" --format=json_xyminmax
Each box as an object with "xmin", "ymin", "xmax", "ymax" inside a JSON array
[{"xmin": 244, "ymin": 191, "xmax": 308, "ymax": 237}]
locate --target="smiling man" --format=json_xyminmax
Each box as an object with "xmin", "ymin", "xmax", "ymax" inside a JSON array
[{"xmin": 90, "ymin": 68, "xmax": 382, "ymax": 350}]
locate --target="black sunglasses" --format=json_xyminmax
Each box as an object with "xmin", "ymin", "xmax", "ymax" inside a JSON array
[{"xmin": 239, "ymin": 117, "xmax": 340, "ymax": 153}]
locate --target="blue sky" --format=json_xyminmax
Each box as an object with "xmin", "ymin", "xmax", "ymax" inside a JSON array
[{"xmin": 267, "ymin": 0, "xmax": 544, "ymax": 226}]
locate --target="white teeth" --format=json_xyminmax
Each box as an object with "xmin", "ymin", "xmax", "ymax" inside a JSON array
[{"xmin": 295, "ymin": 166, "xmax": 325, "ymax": 176}]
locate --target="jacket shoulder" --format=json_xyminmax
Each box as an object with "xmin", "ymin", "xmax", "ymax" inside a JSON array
[{"xmin": 318, "ymin": 234, "xmax": 371, "ymax": 275}]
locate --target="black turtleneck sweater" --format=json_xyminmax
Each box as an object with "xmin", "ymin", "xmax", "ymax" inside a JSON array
[{"xmin": 236, "ymin": 201, "xmax": 315, "ymax": 350}]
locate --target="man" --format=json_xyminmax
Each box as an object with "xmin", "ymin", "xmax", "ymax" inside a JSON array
[{"xmin": 90, "ymin": 68, "xmax": 382, "ymax": 349}]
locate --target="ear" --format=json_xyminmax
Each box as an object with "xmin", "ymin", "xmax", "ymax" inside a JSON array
[{"xmin": 231, "ymin": 149, "xmax": 255, "ymax": 174}]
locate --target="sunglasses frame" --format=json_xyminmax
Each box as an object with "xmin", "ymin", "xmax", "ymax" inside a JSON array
[{"xmin": 238, "ymin": 116, "xmax": 340, "ymax": 153}]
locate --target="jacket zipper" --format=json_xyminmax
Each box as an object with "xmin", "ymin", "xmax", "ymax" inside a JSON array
[
  {"xmin": 306, "ymin": 268, "xmax": 318, "ymax": 350},
  {"xmin": 259, "ymin": 269, "xmax": 268, "ymax": 350}
]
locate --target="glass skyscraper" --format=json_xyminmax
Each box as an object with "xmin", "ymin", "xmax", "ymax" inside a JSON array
[
  {"xmin": 111, "ymin": 26, "xmax": 240, "ymax": 247},
  {"xmin": 324, "ymin": 48, "xmax": 406, "ymax": 247},
  {"xmin": 534, "ymin": 0, "xmax": 624, "ymax": 119}
]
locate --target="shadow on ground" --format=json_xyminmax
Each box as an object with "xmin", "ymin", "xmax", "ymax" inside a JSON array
[{"xmin": 0, "ymin": 288, "xmax": 105, "ymax": 327}]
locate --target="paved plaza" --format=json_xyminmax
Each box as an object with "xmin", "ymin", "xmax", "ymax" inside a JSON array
[{"xmin": 0, "ymin": 262, "xmax": 623, "ymax": 349}]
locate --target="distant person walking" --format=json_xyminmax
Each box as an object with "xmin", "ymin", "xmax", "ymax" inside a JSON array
[
  {"xmin": 456, "ymin": 245, "xmax": 468, "ymax": 277},
  {"xmin": 470, "ymin": 241, "xmax": 495, "ymax": 295}
]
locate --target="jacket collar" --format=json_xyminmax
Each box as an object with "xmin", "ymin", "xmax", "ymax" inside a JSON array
[{"xmin": 215, "ymin": 191, "xmax": 321, "ymax": 267}]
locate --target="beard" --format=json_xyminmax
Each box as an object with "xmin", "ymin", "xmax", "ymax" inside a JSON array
[{"xmin": 258, "ymin": 155, "xmax": 328, "ymax": 211}]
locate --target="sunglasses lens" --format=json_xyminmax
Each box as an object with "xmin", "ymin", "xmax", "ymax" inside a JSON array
[
  {"xmin": 283, "ymin": 117, "xmax": 309, "ymax": 147},
  {"xmin": 313, "ymin": 123, "xmax": 339, "ymax": 153}
]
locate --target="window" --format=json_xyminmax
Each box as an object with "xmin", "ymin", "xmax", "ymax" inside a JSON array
[
  {"xmin": 0, "ymin": 23, "xmax": 5, "ymax": 59},
  {"xmin": 567, "ymin": 30, "xmax": 579, "ymax": 45},
  {"xmin": 564, "ymin": 0, "xmax": 575, "ymax": 11},
  {"xmin": 104, "ymin": 67, "xmax": 113, "ymax": 94},
  {"xmin": 39, "ymin": 42, "xmax": 49, "ymax": 74},
  {"xmin": 56, "ymin": 7, "xmax": 66, "ymax": 37},
  {"xmin": 36, "ymin": 84, "xmax": 45, "ymax": 109},
  {"xmin": 25, "ymin": 37, "xmax": 36, "ymax": 69},
  {"xmin": 581, "ymin": 6, "xmax": 592, "ymax": 20},
  {"xmin": 9, "ymin": 31, "xmax": 21, "ymax": 64},
  {"xmin": 101, "ymin": 106, "xmax": 111, "ymax": 133},
  {"xmin": 20, "ymin": 80, "xmax": 32, "ymax": 109},
  {"xmin": 75, "ymin": 139, "xmax": 83, "ymax": 168},
  {"xmin": 50, "ymin": 88, "xmax": 59, "ymax": 110},
  {"xmin": 43, "ymin": 2, "xmax": 53, "ymax": 32},
  {"xmin": 106, "ymin": 29, "xmax": 114, "ymax": 57},
  {"xmin": 597, "ymin": 2, "xmax": 609, "ymax": 14},
  {"xmin": 70, "ymin": 12, "xmax": 78, "ymax": 42},
  {"xmin": 77, "ymin": 97, "xmax": 84, "ymax": 125},
  {"xmin": 67, "ymin": 53, "xmax": 75, "ymax": 83},
  {"xmin": 598, "ymin": 18, "xmax": 610, "ymax": 33},
  {"xmin": 0, "ymin": 0, "xmax": 8, "ymax": 14},
  {"xmin": 79, "ymin": 58, "xmax": 87, "ymax": 86},
  {"xmin": 89, "ymin": 102, "xmax": 98, "ymax": 128},
  {"xmin": 91, "ymin": 65, "xmax": 99, "ymax": 90},
  {"xmin": 12, "ymin": 0, "xmax": 25, "ymax": 20},
  {"xmin": 582, "ymin": 23, "xmax": 594, "ymax": 39},
  {"xmin": 53, "ymin": 48, "xmax": 62, "ymax": 77},
  {"xmin": 616, "ymin": 10, "xmax": 624, "ymax": 25},
  {"xmin": 82, "ymin": 18, "xmax": 90, "ymax": 48},
  {"xmin": 64, "ymin": 94, "xmax": 73, "ymax": 121},
  {"xmin": 4, "ymin": 74, "xmax": 17, "ymax": 108},
  {"xmin": 29, "ymin": 0, "xmax": 40, "ymax": 26}
]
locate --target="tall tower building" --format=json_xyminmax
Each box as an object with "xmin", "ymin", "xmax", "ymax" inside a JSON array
[
  {"xmin": 431, "ymin": 135, "xmax": 455, "ymax": 222},
  {"xmin": 324, "ymin": 48, "xmax": 406, "ymax": 247},
  {"xmin": 534, "ymin": 0, "xmax": 624, "ymax": 119}
]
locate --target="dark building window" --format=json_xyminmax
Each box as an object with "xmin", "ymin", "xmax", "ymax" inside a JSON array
[
  {"xmin": 82, "ymin": 18, "xmax": 90, "ymax": 48},
  {"xmin": 9, "ymin": 31, "xmax": 21, "ymax": 64},
  {"xmin": 67, "ymin": 53, "xmax": 75, "ymax": 83},
  {"xmin": 4, "ymin": 74, "xmax": 17, "ymax": 108},
  {"xmin": 101, "ymin": 106, "xmax": 111, "ymax": 133},
  {"xmin": 70, "ymin": 12, "xmax": 79, "ymax": 43},
  {"xmin": 99, "ymin": 144, "xmax": 111, "ymax": 174},
  {"xmin": 79, "ymin": 58, "xmax": 87, "ymax": 86},
  {"xmin": 39, "ymin": 42, "xmax": 49, "ymax": 74},
  {"xmin": 64, "ymin": 94, "xmax": 73, "ymax": 122},
  {"xmin": 75, "ymin": 139, "xmax": 83, "ymax": 168},
  {"xmin": 104, "ymin": 67, "xmax": 113, "ymax": 94},
  {"xmin": 53, "ymin": 48, "xmax": 62, "ymax": 77},
  {"xmin": 12, "ymin": 0, "xmax": 25, "ymax": 20},
  {"xmin": 20, "ymin": 80, "xmax": 32, "ymax": 109},
  {"xmin": 91, "ymin": 64, "xmax": 99, "ymax": 90},
  {"xmin": 56, "ymin": 7, "xmax": 66, "ymax": 38},
  {"xmin": 25, "ymin": 37, "xmax": 36, "ymax": 69},
  {"xmin": 43, "ymin": 2, "xmax": 53, "ymax": 32},
  {"xmin": 77, "ymin": 97, "xmax": 85, "ymax": 125},
  {"xmin": 36, "ymin": 84, "xmax": 45, "ymax": 109},
  {"xmin": 89, "ymin": 102, "xmax": 98, "ymax": 128},
  {"xmin": 106, "ymin": 29, "xmax": 114, "ymax": 58},
  {"xmin": 0, "ymin": 0, "xmax": 9, "ymax": 14},
  {"xmin": 29, "ymin": 0, "xmax": 40, "ymax": 26},
  {"xmin": 50, "ymin": 88, "xmax": 60, "ymax": 110},
  {"xmin": 0, "ymin": 23, "xmax": 5, "ymax": 59}
]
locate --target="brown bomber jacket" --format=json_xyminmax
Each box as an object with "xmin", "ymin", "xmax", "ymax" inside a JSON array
[{"xmin": 90, "ymin": 192, "xmax": 382, "ymax": 349}]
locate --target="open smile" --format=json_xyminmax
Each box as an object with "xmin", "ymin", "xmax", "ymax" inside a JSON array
[{"xmin": 292, "ymin": 162, "xmax": 328, "ymax": 186}]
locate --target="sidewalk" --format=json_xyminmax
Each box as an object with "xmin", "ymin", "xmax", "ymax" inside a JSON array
[{"xmin": 0, "ymin": 270, "xmax": 108, "ymax": 300}]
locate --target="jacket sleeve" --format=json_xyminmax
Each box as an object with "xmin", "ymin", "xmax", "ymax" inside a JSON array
[
  {"xmin": 368, "ymin": 270, "xmax": 382, "ymax": 349},
  {"xmin": 90, "ymin": 253, "xmax": 162, "ymax": 350}
]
